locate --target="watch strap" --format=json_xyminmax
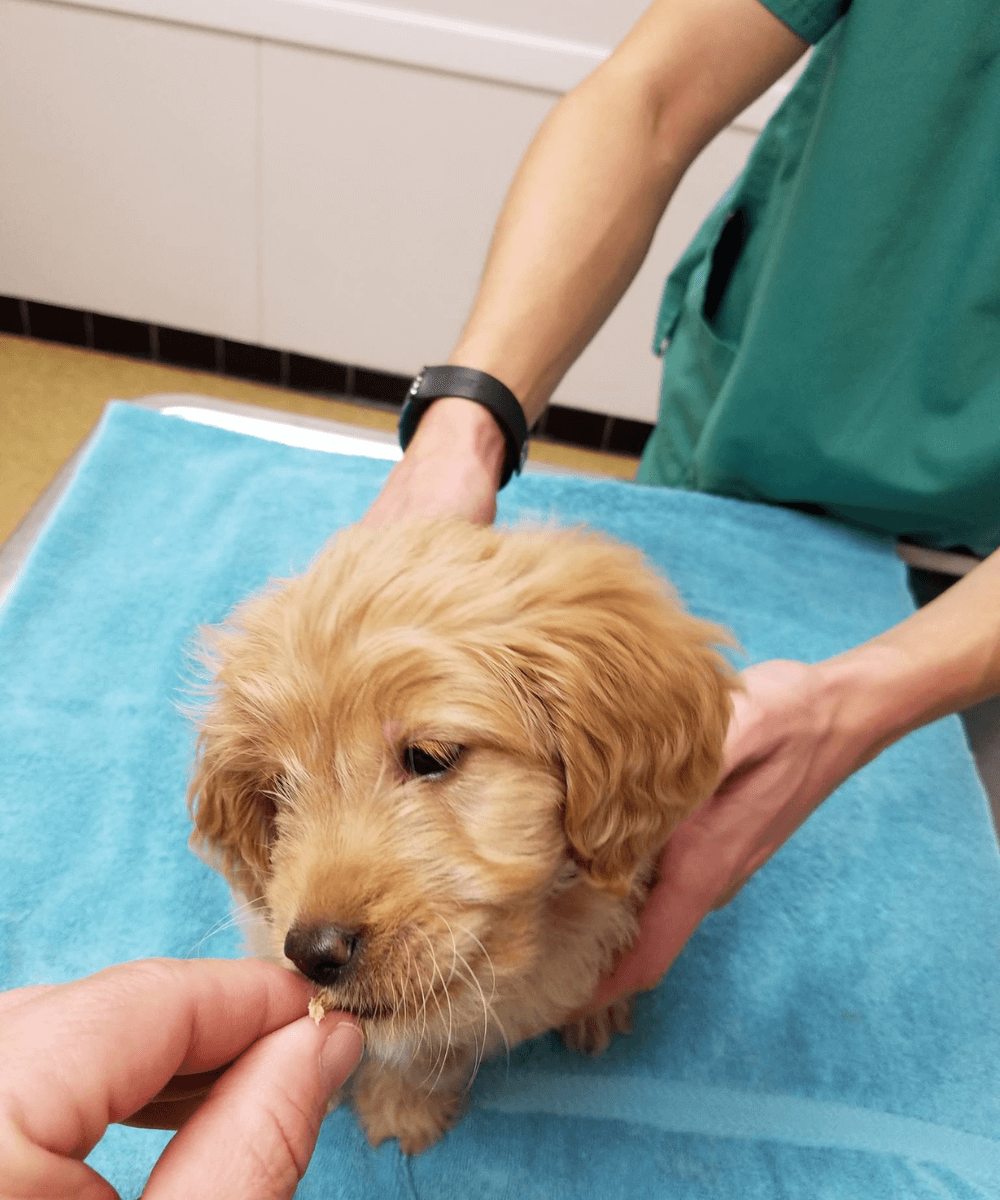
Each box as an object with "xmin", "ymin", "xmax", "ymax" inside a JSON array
[{"xmin": 399, "ymin": 365, "xmax": 529, "ymax": 489}]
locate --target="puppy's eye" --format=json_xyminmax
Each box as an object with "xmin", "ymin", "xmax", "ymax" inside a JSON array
[{"xmin": 403, "ymin": 742, "xmax": 463, "ymax": 779}]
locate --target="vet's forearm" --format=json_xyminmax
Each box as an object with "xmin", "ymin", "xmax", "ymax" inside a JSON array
[
  {"xmin": 440, "ymin": 0, "xmax": 807, "ymax": 426},
  {"xmin": 403, "ymin": 70, "xmax": 689, "ymax": 484},
  {"xmin": 446, "ymin": 69, "xmax": 686, "ymax": 427},
  {"xmin": 819, "ymin": 548, "xmax": 1000, "ymax": 761},
  {"xmin": 407, "ymin": 70, "xmax": 684, "ymax": 485},
  {"xmin": 394, "ymin": 0, "xmax": 807, "ymax": 510}
]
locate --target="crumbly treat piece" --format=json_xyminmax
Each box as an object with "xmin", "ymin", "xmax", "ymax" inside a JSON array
[{"xmin": 308, "ymin": 995, "xmax": 329, "ymax": 1024}]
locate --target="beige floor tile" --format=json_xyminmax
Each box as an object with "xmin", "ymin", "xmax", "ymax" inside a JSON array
[{"xmin": 0, "ymin": 334, "xmax": 637, "ymax": 542}]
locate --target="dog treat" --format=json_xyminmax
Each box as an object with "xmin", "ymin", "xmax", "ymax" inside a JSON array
[{"xmin": 308, "ymin": 994, "xmax": 330, "ymax": 1024}]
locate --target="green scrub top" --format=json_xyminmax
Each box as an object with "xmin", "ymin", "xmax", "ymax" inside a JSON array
[{"xmin": 637, "ymin": 0, "xmax": 1000, "ymax": 557}]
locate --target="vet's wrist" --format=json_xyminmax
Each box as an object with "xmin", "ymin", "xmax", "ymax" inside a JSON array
[
  {"xmin": 811, "ymin": 643, "xmax": 930, "ymax": 768},
  {"xmin": 401, "ymin": 366, "xmax": 529, "ymax": 488},
  {"xmin": 404, "ymin": 397, "xmax": 508, "ymax": 487}
]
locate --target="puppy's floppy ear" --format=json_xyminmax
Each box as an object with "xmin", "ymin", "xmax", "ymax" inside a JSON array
[
  {"xmin": 505, "ymin": 534, "xmax": 735, "ymax": 896},
  {"xmin": 187, "ymin": 724, "xmax": 276, "ymax": 903},
  {"xmin": 186, "ymin": 610, "xmax": 287, "ymax": 904}
]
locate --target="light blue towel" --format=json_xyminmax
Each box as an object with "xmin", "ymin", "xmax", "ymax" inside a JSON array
[{"xmin": 1, "ymin": 402, "xmax": 998, "ymax": 1198}]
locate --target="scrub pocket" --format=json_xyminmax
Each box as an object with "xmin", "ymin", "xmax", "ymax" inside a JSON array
[
  {"xmin": 639, "ymin": 203, "xmax": 744, "ymax": 488},
  {"xmin": 703, "ymin": 207, "xmax": 750, "ymax": 325}
]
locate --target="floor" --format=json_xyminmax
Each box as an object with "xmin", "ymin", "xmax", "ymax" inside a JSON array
[{"xmin": 0, "ymin": 333, "xmax": 640, "ymax": 543}]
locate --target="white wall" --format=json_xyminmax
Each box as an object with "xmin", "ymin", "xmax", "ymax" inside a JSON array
[
  {"xmin": 0, "ymin": 2, "xmax": 259, "ymax": 340},
  {"xmin": 0, "ymin": 0, "xmax": 778, "ymax": 420}
]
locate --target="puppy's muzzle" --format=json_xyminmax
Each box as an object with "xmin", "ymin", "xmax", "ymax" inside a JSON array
[{"xmin": 285, "ymin": 922, "xmax": 363, "ymax": 985}]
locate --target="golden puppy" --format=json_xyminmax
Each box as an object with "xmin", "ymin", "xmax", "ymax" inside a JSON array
[{"xmin": 189, "ymin": 520, "xmax": 733, "ymax": 1153}]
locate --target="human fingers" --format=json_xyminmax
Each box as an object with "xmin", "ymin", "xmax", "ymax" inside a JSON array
[
  {"xmin": 587, "ymin": 836, "xmax": 720, "ymax": 1010},
  {"xmin": 579, "ymin": 663, "xmax": 826, "ymax": 1014},
  {"xmin": 586, "ymin": 659, "xmax": 868, "ymax": 1012},
  {"xmin": 122, "ymin": 1066, "xmax": 229, "ymax": 1130},
  {"xmin": 583, "ymin": 750, "xmax": 778, "ymax": 1012},
  {"xmin": 0, "ymin": 959, "xmax": 314, "ymax": 1167},
  {"xmin": 142, "ymin": 1013, "xmax": 363, "ymax": 1200},
  {"xmin": 0, "ymin": 983, "xmax": 55, "ymax": 1017},
  {"xmin": 585, "ymin": 900, "xmax": 704, "ymax": 1010}
]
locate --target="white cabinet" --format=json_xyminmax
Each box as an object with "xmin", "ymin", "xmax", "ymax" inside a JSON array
[
  {"xmin": 257, "ymin": 42, "xmax": 757, "ymax": 421},
  {"xmin": 0, "ymin": 0, "xmax": 259, "ymax": 341},
  {"xmin": 0, "ymin": 0, "xmax": 766, "ymax": 421},
  {"xmin": 259, "ymin": 45, "xmax": 557, "ymax": 390}
]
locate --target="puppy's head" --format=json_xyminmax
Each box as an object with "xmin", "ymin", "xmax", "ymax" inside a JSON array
[{"xmin": 189, "ymin": 521, "xmax": 733, "ymax": 1057}]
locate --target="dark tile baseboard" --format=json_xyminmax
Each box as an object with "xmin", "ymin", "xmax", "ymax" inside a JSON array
[{"xmin": 1, "ymin": 295, "xmax": 653, "ymax": 457}]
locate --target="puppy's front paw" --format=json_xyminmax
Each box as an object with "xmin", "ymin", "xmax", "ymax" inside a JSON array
[
  {"xmin": 559, "ymin": 995, "xmax": 634, "ymax": 1056},
  {"xmin": 352, "ymin": 1062, "xmax": 465, "ymax": 1154}
]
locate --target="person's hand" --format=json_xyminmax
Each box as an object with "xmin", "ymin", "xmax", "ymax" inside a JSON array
[
  {"xmin": 363, "ymin": 398, "xmax": 506, "ymax": 527},
  {"xmin": 591, "ymin": 657, "xmax": 880, "ymax": 1006},
  {"xmin": 0, "ymin": 957, "xmax": 363, "ymax": 1200}
]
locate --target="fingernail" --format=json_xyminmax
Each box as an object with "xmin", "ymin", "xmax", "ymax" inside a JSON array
[{"xmin": 319, "ymin": 1020, "xmax": 364, "ymax": 1091}]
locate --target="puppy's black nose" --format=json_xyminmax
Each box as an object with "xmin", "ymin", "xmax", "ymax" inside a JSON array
[{"xmin": 284, "ymin": 923, "xmax": 363, "ymax": 985}]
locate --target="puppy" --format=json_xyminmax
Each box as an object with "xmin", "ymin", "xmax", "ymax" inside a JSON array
[{"xmin": 188, "ymin": 519, "xmax": 733, "ymax": 1153}]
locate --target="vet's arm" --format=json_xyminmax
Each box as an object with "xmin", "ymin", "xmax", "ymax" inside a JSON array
[
  {"xmin": 364, "ymin": 0, "xmax": 807, "ymax": 525},
  {"xmin": 593, "ymin": 548, "xmax": 1000, "ymax": 1004},
  {"xmin": 832, "ymin": 545, "xmax": 1000, "ymax": 756},
  {"xmin": 723, "ymin": 547, "xmax": 1000, "ymax": 900}
]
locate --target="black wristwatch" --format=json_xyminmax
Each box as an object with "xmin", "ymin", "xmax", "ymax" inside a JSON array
[{"xmin": 398, "ymin": 365, "xmax": 529, "ymax": 489}]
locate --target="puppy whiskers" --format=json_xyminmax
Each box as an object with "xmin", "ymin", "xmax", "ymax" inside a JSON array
[
  {"xmin": 459, "ymin": 924, "xmax": 498, "ymax": 1004},
  {"xmin": 452, "ymin": 925, "xmax": 509, "ymax": 1088},
  {"xmin": 186, "ymin": 894, "xmax": 270, "ymax": 955},
  {"xmin": 415, "ymin": 924, "xmax": 453, "ymax": 1093}
]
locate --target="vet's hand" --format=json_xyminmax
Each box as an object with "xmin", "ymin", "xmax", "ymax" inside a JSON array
[
  {"xmin": 363, "ymin": 397, "xmax": 505, "ymax": 527},
  {"xmin": 0, "ymin": 958, "xmax": 363, "ymax": 1200},
  {"xmin": 591, "ymin": 658, "xmax": 876, "ymax": 1004}
]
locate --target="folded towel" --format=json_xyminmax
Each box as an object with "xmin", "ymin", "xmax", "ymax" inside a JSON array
[{"xmin": 1, "ymin": 402, "xmax": 997, "ymax": 1198}]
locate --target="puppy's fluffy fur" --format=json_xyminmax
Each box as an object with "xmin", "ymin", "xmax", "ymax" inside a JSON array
[{"xmin": 189, "ymin": 520, "xmax": 733, "ymax": 1152}]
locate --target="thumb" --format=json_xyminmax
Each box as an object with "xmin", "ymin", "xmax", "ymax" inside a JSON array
[{"xmin": 143, "ymin": 1015, "xmax": 363, "ymax": 1200}]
